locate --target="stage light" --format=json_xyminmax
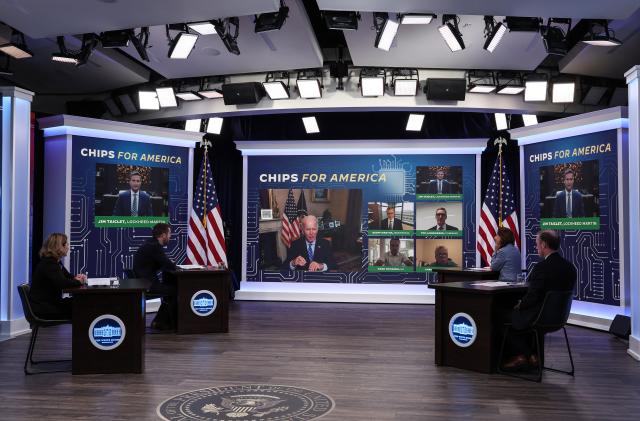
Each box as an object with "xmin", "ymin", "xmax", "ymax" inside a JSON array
[
  {"xmin": 541, "ymin": 18, "xmax": 571, "ymax": 56},
  {"xmin": 495, "ymin": 113, "xmax": 508, "ymax": 130},
  {"xmin": 322, "ymin": 11, "xmax": 360, "ymax": 30},
  {"xmin": 0, "ymin": 55, "xmax": 13, "ymax": 76},
  {"xmin": 439, "ymin": 15, "xmax": 465, "ymax": 52},
  {"xmin": 391, "ymin": 68, "xmax": 419, "ymax": 96},
  {"xmin": 254, "ymin": 2, "xmax": 289, "ymax": 33},
  {"xmin": 0, "ymin": 34, "xmax": 32, "ymax": 59},
  {"xmin": 167, "ymin": 25, "xmax": 198, "ymax": 59},
  {"xmin": 582, "ymin": 86, "xmax": 608, "ymax": 105},
  {"xmin": 263, "ymin": 72, "xmax": 290, "ymax": 99},
  {"xmin": 467, "ymin": 71, "xmax": 496, "ymax": 93},
  {"xmin": 198, "ymin": 89, "xmax": 224, "ymax": 99},
  {"xmin": 373, "ymin": 13, "xmax": 399, "ymax": 51},
  {"xmin": 496, "ymin": 72, "xmax": 524, "ymax": 95},
  {"xmin": 100, "ymin": 30, "xmax": 131, "ymax": 48},
  {"xmin": 483, "ymin": 17, "xmax": 507, "ymax": 53},
  {"xmin": 360, "ymin": 68, "xmax": 385, "ymax": 97},
  {"xmin": 118, "ymin": 93, "xmax": 137, "ymax": 114},
  {"xmin": 582, "ymin": 20, "xmax": 622, "ymax": 46},
  {"xmin": 400, "ymin": 13, "xmax": 436, "ymax": 25},
  {"xmin": 206, "ymin": 117, "xmax": 223, "ymax": 135},
  {"xmin": 524, "ymin": 74, "xmax": 548, "ymax": 101},
  {"xmin": 51, "ymin": 53, "xmax": 81, "ymax": 65},
  {"xmin": 187, "ymin": 21, "xmax": 218, "ymax": 35},
  {"xmin": 104, "ymin": 97, "xmax": 122, "ymax": 116},
  {"xmin": 504, "ymin": 17, "xmax": 542, "ymax": 32},
  {"xmin": 138, "ymin": 90, "xmax": 160, "ymax": 110},
  {"xmin": 176, "ymin": 91, "xmax": 203, "ymax": 101},
  {"xmin": 156, "ymin": 87, "xmax": 178, "ymax": 108},
  {"xmin": 296, "ymin": 70, "xmax": 323, "ymax": 99},
  {"xmin": 552, "ymin": 80, "xmax": 575, "ymax": 103},
  {"xmin": 406, "ymin": 114, "xmax": 425, "ymax": 131},
  {"xmin": 130, "ymin": 27, "xmax": 150, "ymax": 61},
  {"xmin": 51, "ymin": 34, "xmax": 98, "ymax": 66},
  {"xmin": 302, "ymin": 116, "xmax": 319, "ymax": 134},
  {"xmin": 185, "ymin": 119, "xmax": 202, "ymax": 132},
  {"xmin": 522, "ymin": 114, "xmax": 538, "ymax": 126},
  {"xmin": 213, "ymin": 18, "xmax": 241, "ymax": 55}
]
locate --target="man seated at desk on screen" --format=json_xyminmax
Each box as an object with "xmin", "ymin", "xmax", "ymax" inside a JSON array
[
  {"xmin": 375, "ymin": 238, "xmax": 413, "ymax": 266},
  {"xmin": 429, "ymin": 207, "xmax": 459, "ymax": 231},
  {"xmin": 113, "ymin": 171, "xmax": 154, "ymax": 216},
  {"xmin": 422, "ymin": 245, "xmax": 458, "ymax": 267},
  {"xmin": 133, "ymin": 223, "xmax": 177, "ymax": 330},
  {"xmin": 502, "ymin": 230, "xmax": 577, "ymax": 371},
  {"xmin": 283, "ymin": 215, "xmax": 336, "ymax": 271},
  {"xmin": 552, "ymin": 168, "xmax": 584, "ymax": 218}
]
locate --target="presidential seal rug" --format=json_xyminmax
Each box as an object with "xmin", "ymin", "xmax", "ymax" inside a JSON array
[{"xmin": 157, "ymin": 384, "xmax": 335, "ymax": 420}]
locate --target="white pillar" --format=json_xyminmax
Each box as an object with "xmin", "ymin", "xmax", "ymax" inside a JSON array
[
  {"xmin": 0, "ymin": 87, "xmax": 34, "ymax": 338},
  {"xmin": 625, "ymin": 66, "xmax": 640, "ymax": 360}
]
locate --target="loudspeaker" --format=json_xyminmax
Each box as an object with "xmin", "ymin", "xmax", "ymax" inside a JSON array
[
  {"xmin": 426, "ymin": 78, "xmax": 466, "ymax": 101},
  {"xmin": 222, "ymin": 82, "xmax": 265, "ymax": 105},
  {"xmin": 609, "ymin": 314, "xmax": 631, "ymax": 339}
]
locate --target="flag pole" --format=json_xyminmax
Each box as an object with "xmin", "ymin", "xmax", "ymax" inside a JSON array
[
  {"xmin": 494, "ymin": 137, "xmax": 507, "ymax": 227},
  {"xmin": 200, "ymin": 139, "xmax": 212, "ymax": 229}
]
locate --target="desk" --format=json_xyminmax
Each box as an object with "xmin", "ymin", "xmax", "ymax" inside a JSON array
[
  {"xmin": 164, "ymin": 269, "xmax": 230, "ymax": 334},
  {"xmin": 432, "ymin": 267, "xmax": 499, "ymax": 283},
  {"xmin": 64, "ymin": 278, "xmax": 150, "ymax": 375},
  {"xmin": 428, "ymin": 281, "xmax": 527, "ymax": 373}
]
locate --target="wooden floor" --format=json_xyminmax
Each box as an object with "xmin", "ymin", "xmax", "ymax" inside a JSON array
[{"xmin": 0, "ymin": 301, "xmax": 639, "ymax": 420}]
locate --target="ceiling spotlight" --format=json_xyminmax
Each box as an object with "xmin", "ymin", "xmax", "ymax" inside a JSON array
[
  {"xmin": 155, "ymin": 87, "xmax": 178, "ymax": 108},
  {"xmin": 496, "ymin": 72, "xmax": 524, "ymax": 95},
  {"xmin": 263, "ymin": 71, "xmax": 290, "ymax": 99},
  {"xmin": 483, "ymin": 16, "xmax": 507, "ymax": 53},
  {"xmin": 374, "ymin": 12, "xmax": 399, "ymax": 51},
  {"xmin": 187, "ymin": 21, "xmax": 218, "ymax": 35},
  {"xmin": 206, "ymin": 117, "xmax": 223, "ymax": 135},
  {"xmin": 504, "ymin": 17, "xmax": 542, "ymax": 32},
  {"xmin": 302, "ymin": 116, "xmax": 320, "ymax": 134},
  {"xmin": 524, "ymin": 73, "xmax": 548, "ymax": 101},
  {"xmin": 166, "ymin": 25, "xmax": 198, "ymax": 59},
  {"xmin": 185, "ymin": 119, "xmax": 202, "ymax": 132},
  {"xmin": 400, "ymin": 13, "xmax": 436, "ymax": 25},
  {"xmin": 322, "ymin": 11, "xmax": 360, "ymax": 30},
  {"xmin": 541, "ymin": 18, "xmax": 571, "ymax": 56},
  {"xmin": 467, "ymin": 71, "xmax": 497, "ymax": 93},
  {"xmin": 582, "ymin": 20, "xmax": 622, "ymax": 46},
  {"xmin": 176, "ymin": 91, "xmax": 203, "ymax": 101},
  {"xmin": 392, "ymin": 69, "xmax": 419, "ymax": 96},
  {"xmin": 406, "ymin": 114, "xmax": 425, "ymax": 131},
  {"xmin": 552, "ymin": 79, "xmax": 575, "ymax": 103},
  {"xmin": 296, "ymin": 69, "xmax": 323, "ymax": 99},
  {"xmin": 138, "ymin": 90, "xmax": 160, "ymax": 110},
  {"xmin": 495, "ymin": 113, "xmax": 508, "ymax": 130},
  {"xmin": 255, "ymin": 1, "xmax": 289, "ymax": 33},
  {"xmin": 439, "ymin": 15, "xmax": 465, "ymax": 52},
  {"xmin": 213, "ymin": 18, "xmax": 241, "ymax": 55},
  {"xmin": 360, "ymin": 68, "xmax": 385, "ymax": 97},
  {"xmin": 51, "ymin": 34, "xmax": 98, "ymax": 66},
  {"xmin": 522, "ymin": 114, "xmax": 538, "ymax": 126},
  {"xmin": 0, "ymin": 30, "xmax": 32, "ymax": 59}
]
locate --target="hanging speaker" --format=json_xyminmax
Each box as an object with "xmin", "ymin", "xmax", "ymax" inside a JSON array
[
  {"xmin": 426, "ymin": 78, "xmax": 466, "ymax": 101},
  {"xmin": 609, "ymin": 314, "xmax": 630, "ymax": 339},
  {"xmin": 222, "ymin": 82, "xmax": 265, "ymax": 105}
]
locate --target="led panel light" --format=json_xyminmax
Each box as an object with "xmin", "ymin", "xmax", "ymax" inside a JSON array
[
  {"xmin": 484, "ymin": 22, "xmax": 507, "ymax": 52},
  {"xmin": 51, "ymin": 53, "xmax": 80, "ymax": 65},
  {"xmin": 361, "ymin": 77, "xmax": 385, "ymax": 97},
  {"xmin": 496, "ymin": 86, "xmax": 524, "ymax": 95},
  {"xmin": 495, "ymin": 113, "xmax": 508, "ymax": 130},
  {"xmin": 438, "ymin": 22, "xmax": 465, "ymax": 52},
  {"xmin": 296, "ymin": 79, "xmax": 322, "ymax": 99},
  {"xmin": 524, "ymin": 80, "xmax": 548, "ymax": 101},
  {"xmin": 263, "ymin": 81, "xmax": 290, "ymax": 99},
  {"xmin": 394, "ymin": 79, "xmax": 418, "ymax": 96},
  {"xmin": 375, "ymin": 14, "xmax": 399, "ymax": 51},
  {"xmin": 176, "ymin": 91, "xmax": 203, "ymax": 101},
  {"xmin": 207, "ymin": 117, "xmax": 223, "ymax": 134},
  {"xmin": 302, "ymin": 116, "xmax": 319, "ymax": 133},
  {"xmin": 197, "ymin": 89, "xmax": 224, "ymax": 99},
  {"xmin": 583, "ymin": 35, "xmax": 622, "ymax": 46},
  {"xmin": 406, "ymin": 114, "xmax": 425, "ymax": 131},
  {"xmin": 155, "ymin": 87, "xmax": 178, "ymax": 108},
  {"xmin": 552, "ymin": 82, "xmax": 575, "ymax": 103},
  {"xmin": 118, "ymin": 94, "xmax": 137, "ymax": 114},
  {"xmin": 187, "ymin": 22, "xmax": 218, "ymax": 35},
  {"xmin": 522, "ymin": 114, "xmax": 538, "ymax": 126},
  {"xmin": 0, "ymin": 43, "xmax": 32, "ymax": 59},
  {"xmin": 469, "ymin": 84, "xmax": 496, "ymax": 93},
  {"xmin": 168, "ymin": 32, "xmax": 198, "ymax": 59},
  {"xmin": 400, "ymin": 14, "xmax": 436, "ymax": 25},
  {"xmin": 185, "ymin": 119, "xmax": 202, "ymax": 132},
  {"xmin": 138, "ymin": 90, "xmax": 160, "ymax": 110}
]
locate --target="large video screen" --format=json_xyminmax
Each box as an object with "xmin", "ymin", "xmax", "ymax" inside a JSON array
[{"xmin": 246, "ymin": 154, "xmax": 477, "ymax": 284}]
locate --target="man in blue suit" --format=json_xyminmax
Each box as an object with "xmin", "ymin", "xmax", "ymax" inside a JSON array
[
  {"xmin": 552, "ymin": 168, "xmax": 584, "ymax": 218},
  {"xmin": 113, "ymin": 171, "xmax": 154, "ymax": 216},
  {"xmin": 427, "ymin": 169, "xmax": 451, "ymax": 194}
]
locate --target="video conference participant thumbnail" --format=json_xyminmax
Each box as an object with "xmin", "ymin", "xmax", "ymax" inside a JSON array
[
  {"xmin": 283, "ymin": 215, "xmax": 336, "ymax": 271},
  {"xmin": 416, "ymin": 166, "xmax": 463, "ymax": 195},
  {"xmin": 113, "ymin": 171, "xmax": 153, "ymax": 216},
  {"xmin": 539, "ymin": 161, "xmax": 599, "ymax": 219},
  {"xmin": 552, "ymin": 168, "xmax": 584, "ymax": 218},
  {"xmin": 416, "ymin": 239, "xmax": 462, "ymax": 268},
  {"xmin": 368, "ymin": 202, "xmax": 413, "ymax": 231},
  {"xmin": 415, "ymin": 202, "xmax": 462, "ymax": 231},
  {"xmin": 368, "ymin": 238, "xmax": 414, "ymax": 268}
]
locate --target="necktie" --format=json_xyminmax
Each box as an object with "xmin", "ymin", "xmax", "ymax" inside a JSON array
[
  {"xmin": 439, "ymin": 226, "xmax": 443, "ymax": 231},
  {"xmin": 567, "ymin": 192, "xmax": 572, "ymax": 217},
  {"xmin": 389, "ymin": 220, "xmax": 393, "ymax": 230},
  {"xmin": 438, "ymin": 180, "xmax": 442, "ymax": 194},
  {"xmin": 307, "ymin": 243, "xmax": 314, "ymax": 261},
  {"xmin": 132, "ymin": 193, "xmax": 138, "ymax": 216}
]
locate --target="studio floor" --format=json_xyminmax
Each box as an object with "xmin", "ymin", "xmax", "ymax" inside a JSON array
[{"xmin": 0, "ymin": 301, "xmax": 639, "ymax": 420}]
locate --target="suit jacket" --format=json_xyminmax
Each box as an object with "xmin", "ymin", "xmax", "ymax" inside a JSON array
[
  {"xmin": 380, "ymin": 218, "xmax": 403, "ymax": 230},
  {"xmin": 512, "ymin": 252, "xmax": 577, "ymax": 329},
  {"xmin": 427, "ymin": 179, "xmax": 451, "ymax": 194},
  {"xmin": 428, "ymin": 223, "xmax": 459, "ymax": 231},
  {"xmin": 113, "ymin": 190, "xmax": 154, "ymax": 216},
  {"xmin": 283, "ymin": 237, "xmax": 336, "ymax": 271},
  {"xmin": 29, "ymin": 257, "xmax": 81, "ymax": 318},
  {"xmin": 133, "ymin": 238, "xmax": 177, "ymax": 284},
  {"xmin": 552, "ymin": 190, "xmax": 585, "ymax": 218}
]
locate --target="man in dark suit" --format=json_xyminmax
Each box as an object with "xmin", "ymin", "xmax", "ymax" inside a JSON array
[
  {"xmin": 380, "ymin": 207, "xmax": 403, "ymax": 230},
  {"xmin": 502, "ymin": 230, "xmax": 577, "ymax": 370},
  {"xmin": 133, "ymin": 223, "xmax": 177, "ymax": 329},
  {"xmin": 113, "ymin": 171, "xmax": 154, "ymax": 216},
  {"xmin": 283, "ymin": 215, "xmax": 336, "ymax": 271},
  {"xmin": 429, "ymin": 207, "xmax": 459, "ymax": 231},
  {"xmin": 552, "ymin": 168, "xmax": 585, "ymax": 218},
  {"xmin": 427, "ymin": 169, "xmax": 451, "ymax": 194}
]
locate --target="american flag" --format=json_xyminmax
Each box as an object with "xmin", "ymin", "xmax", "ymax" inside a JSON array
[
  {"xmin": 186, "ymin": 150, "xmax": 227, "ymax": 266},
  {"xmin": 477, "ymin": 150, "xmax": 520, "ymax": 266},
  {"xmin": 280, "ymin": 189, "xmax": 300, "ymax": 247}
]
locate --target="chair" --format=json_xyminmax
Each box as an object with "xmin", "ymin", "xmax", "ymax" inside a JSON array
[
  {"xmin": 124, "ymin": 268, "xmax": 174, "ymax": 331},
  {"xmin": 17, "ymin": 284, "xmax": 72, "ymax": 375},
  {"xmin": 498, "ymin": 290, "xmax": 575, "ymax": 382}
]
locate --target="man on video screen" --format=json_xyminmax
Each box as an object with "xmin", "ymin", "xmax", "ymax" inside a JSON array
[
  {"xmin": 552, "ymin": 168, "xmax": 584, "ymax": 218},
  {"xmin": 429, "ymin": 207, "xmax": 459, "ymax": 231},
  {"xmin": 283, "ymin": 215, "xmax": 336, "ymax": 271},
  {"xmin": 113, "ymin": 171, "xmax": 154, "ymax": 216},
  {"xmin": 427, "ymin": 170, "xmax": 451, "ymax": 194}
]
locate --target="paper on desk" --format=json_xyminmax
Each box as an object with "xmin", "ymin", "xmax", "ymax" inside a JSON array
[
  {"xmin": 471, "ymin": 281, "xmax": 512, "ymax": 287},
  {"xmin": 177, "ymin": 264, "xmax": 206, "ymax": 270},
  {"xmin": 87, "ymin": 278, "xmax": 113, "ymax": 286}
]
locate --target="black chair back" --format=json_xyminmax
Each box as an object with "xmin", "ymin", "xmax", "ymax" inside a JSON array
[
  {"xmin": 532, "ymin": 290, "xmax": 574, "ymax": 332},
  {"xmin": 17, "ymin": 284, "xmax": 37, "ymax": 326}
]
